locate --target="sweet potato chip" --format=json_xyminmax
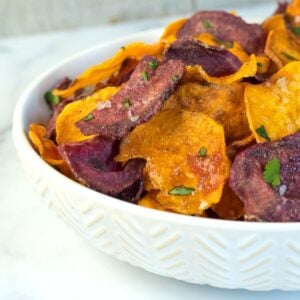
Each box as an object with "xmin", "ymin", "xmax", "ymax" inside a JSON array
[
  {"xmin": 196, "ymin": 33, "xmax": 270, "ymax": 74},
  {"xmin": 116, "ymin": 109, "xmax": 229, "ymax": 215},
  {"xmin": 245, "ymin": 61, "xmax": 300, "ymax": 142},
  {"xmin": 55, "ymin": 86, "xmax": 120, "ymax": 144},
  {"xmin": 28, "ymin": 124, "xmax": 72, "ymax": 177},
  {"xmin": 163, "ymin": 82, "xmax": 251, "ymax": 143},
  {"xmin": 185, "ymin": 54, "xmax": 257, "ymax": 84},
  {"xmin": 263, "ymin": 14, "xmax": 286, "ymax": 33},
  {"xmin": 287, "ymin": 0, "xmax": 300, "ymax": 17},
  {"xmin": 211, "ymin": 183, "xmax": 244, "ymax": 220},
  {"xmin": 53, "ymin": 43, "xmax": 164, "ymax": 99},
  {"xmin": 138, "ymin": 191, "xmax": 166, "ymax": 211},
  {"xmin": 160, "ymin": 18, "xmax": 187, "ymax": 46},
  {"xmin": 265, "ymin": 29, "xmax": 300, "ymax": 69},
  {"xmin": 29, "ymin": 124, "xmax": 64, "ymax": 165}
]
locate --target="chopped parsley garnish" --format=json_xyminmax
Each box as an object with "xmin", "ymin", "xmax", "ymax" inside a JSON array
[
  {"xmin": 263, "ymin": 158, "xmax": 281, "ymax": 188},
  {"xmin": 168, "ymin": 186, "xmax": 195, "ymax": 196},
  {"xmin": 198, "ymin": 147, "xmax": 207, "ymax": 157},
  {"xmin": 202, "ymin": 20, "xmax": 213, "ymax": 29},
  {"xmin": 172, "ymin": 75, "xmax": 180, "ymax": 83},
  {"xmin": 83, "ymin": 113, "xmax": 94, "ymax": 121},
  {"xmin": 148, "ymin": 60, "xmax": 158, "ymax": 70},
  {"xmin": 44, "ymin": 91, "xmax": 60, "ymax": 105},
  {"xmin": 256, "ymin": 125, "xmax": 271, "ymax": 142},
  {"xmin": 121, "ymin": 46, "xmax": 126, "ymax": 50},
  {"xmin": 257, "ymin": 62, "xmax": 263, "ymax": 68},
  {"xmin": 292, "ymin": 26, "xmax": 300, "ymax": 35},
  {"xmin": 215, "ymin": 38, "xmax": 233, "ymax": 49},
  {"xmin": 281, "ymin": 52, "xmax": 298, "ymax": 61},
  {"xmin": 123, "ymin": 98, "xmax": 131, "ymax": 109},
  {"xmin": 141, "ymin": 70, "xmax": 149, "ymax": 81}
]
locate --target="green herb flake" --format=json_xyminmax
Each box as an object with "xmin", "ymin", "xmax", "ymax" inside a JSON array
[
  {"xmin": 281, "ymin": 51, "xmax": 298, "ymax": 61},
  {"xmin": 292, "ymin": 26, "xmax": 300, "ymax": 35},
  {"xmin": 44, "ymin": 91, "xmax": 60, "ymax": 105},
  {"xmin": 215, "ymin": 38, "xmax": 233, "ymax": 49},
  {"xmin": 168, "ymin": 186, "xmax": 195, "ymax": 196},
  {"xmin": 123, "ymin": 98, "xmax": 131, "ymax": 109},
  {"xmin": 198, "ymin": 147, "xmax": 207, "ymax": 157},
  {"xmin": 256, "ymin": 125, "xmax": 271, "ymax": 142},
  {"xmin": 172, "ymin": 75, "xmax": 180, "ymax": 83},
  {"xmin": 257, "ymin": 62, "xmax": 263, "ymax": 68},
  {"xmin": 83, "ymin": 113, "xmax": 94, "ymax": 121},
  {"xmin": 148, "ymin": 60, "xmax": 158, "ymax": 70},
  {"xmin": 121, "ymin": 46, "xmax": 126, "ymax": 50},
  {"xmin": 202, "ymin": 20, "xmax": 213, "ymax": 29},
  {"xmin": 263, "ymin": 158, "xmax": 281, "ymax": 188},
  {"xmin": 141, "ymin": 70, "xmax": 149, "ymax": 81}
]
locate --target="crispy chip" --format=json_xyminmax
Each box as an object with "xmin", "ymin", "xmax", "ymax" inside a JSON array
[
  {"xmin": 265, "ymin": 29, "xmax": 300, "ymax": 68},
  {"xmin": 226, "ymin": 134, "xmax": 255, "ymax": 160},
  {"xmin": 185, "ymin": 54, "xmax": 257, "ymax": 84},
  {"xmin": 138, "ymin": 191, "xmax": 166, "ymax": 211},
  {"xmin": 287, "ymin": 0, "xmax": 300, "ymax": 17},
  {"xmin": 211, "ymin": 183, "xmax": 244, "ymax": 220},
  {"xmin": 116, "ymin": 109, "xmax": 229, "ymax": 215},
  {"xmin": 29, "ymin": 124, "xmax": 64, "ymax": 165},
  {"xmin": 245, "ymin": 61, "xmax": 300, "ymax": 142},
  {"xmin": 196, "ymin": 33, "xmax": 270, "ymax": 73},
  {"xmin": 53, "ymin": 43, "xmax": 164, "ymax": 98},
  {"xmin": 263, "ymin": 14, "xmax": 286, "ymax": 33},
  {"xmin": 163, "ymin": 82, "xmax": 251, "ymax": 143},
  {"xmin": 28, "ymin": 124, "xmax": 72, "ymax": 176},
  {"xmin": 55, "ymin": 86, "xmax": 120, "ymax": 144},
  {"xmin": 160, "ymin": 18, "xmax": 187, "ymax": 46}
]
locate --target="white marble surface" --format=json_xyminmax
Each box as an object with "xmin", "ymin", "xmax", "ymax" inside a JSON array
[{"xmin": 2, "ymin": 4, "xmax": 300, "ymax": 300}]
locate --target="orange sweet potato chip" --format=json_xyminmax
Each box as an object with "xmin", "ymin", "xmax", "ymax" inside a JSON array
[
  {"xmin": 265, "ymin": 29, "xmax": 300, "ymax": 69},
  {"xmin": 196, "ymin": 33, "xmax": 270, "ymax": 74},
  {"xmin": 185, "ymin": 54, "xmax": 257, "ymax": 84},
  {"xmin": 28, "ymin": 124, "xmax": 72, "ymax": 177},
  {"xmin": 263, "ymin": 14, "xmax": 286, "ymax": 33},
  {"xmin": 160, "ymin": 18, "xmax": 187, "ymax": 46},
  {"xmin": 287, "ymin": 0, "xmax": 300, "ymax": 16},
  {"xmin": 29, "ymin": 124, "xmax": 64, "ymax": 165},
  {"xmin": 245, "ymin": 61, "xmax": 300, "ymax": 142},
  {"xmin": 55, "ymin": 86, "xmax": 120, "ymax": 145},
  {"xmin": 116, "ymin": 109, "xmax": 229, "ymax": 215},
  {"xmin": 211, "ymin": 183, "xmax": 244, "ymax": 220},
  {"xmin": 138, "ymin": 191, "xmax": 166, "ymax": 211},
  {"xmin": 163, "ymin": 82, "xmax": 250, "ymax": 143},
  {"xmin": 53, "ymin": 43, "xmax": 164, "ymax": 99}
]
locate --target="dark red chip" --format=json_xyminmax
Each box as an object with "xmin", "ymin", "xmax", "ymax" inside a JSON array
[
  {"xmin": 273, "ymin": 1, "xmax": 288, "ymax": 15},
  {"xmin": 177, "ymin": 11, "xmax": 266, "ymax": 55},
  {"xmin": 230, "ymin": 132, "xmax": 300, "ymax": 222},
  {"xmin": 164, "ymin": 39, "xmax": 242, "ymax": 77},
  {"xmin": 76, "ymin": 55, "xmax": 185, "ymax": 139},
  {"xmin": 58, "ymin": 136, "xmax": 146, "ymax": 203}
]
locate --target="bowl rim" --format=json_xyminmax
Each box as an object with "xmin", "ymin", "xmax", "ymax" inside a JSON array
[{"xmin": 13, "ymin": 27, "xmax": 300, "ymax": 231}]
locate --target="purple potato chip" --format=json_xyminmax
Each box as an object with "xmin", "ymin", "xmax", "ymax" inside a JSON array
[
  {"xmin": 58, "ymin": 136, "xmax": 146, "ymax": 203},
  {"xmin": 230, "ymin": 132, "xmax": 300, "ymax": 222},
  {"xmin": 273, "ymin": 1, "xmax": 288, "ymax": 15},
  {"xmin": 76, "ymin": 56, "xmax": 185, "ymax": 139},
  {"xmin": 164, "ymin": 39, "xmax": 242, "ymax": 77},
  {"xmin": 177, "ymin": 11, "xmax": 266, "ymax": 55}
]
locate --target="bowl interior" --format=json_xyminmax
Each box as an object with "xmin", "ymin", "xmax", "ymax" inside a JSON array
[{"xmin": 13, "ymin": 26, "xmax": 300, "ymax": 230}]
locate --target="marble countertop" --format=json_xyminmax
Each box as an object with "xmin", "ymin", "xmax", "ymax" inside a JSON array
[{"xmin": 1, "ymin": 4, "xmax": 300, "ymax": 300}]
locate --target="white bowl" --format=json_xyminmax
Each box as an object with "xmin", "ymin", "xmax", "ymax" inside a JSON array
[{"xmin": 13, "ymin": 28, "xmax": 300, "ymax": 291}]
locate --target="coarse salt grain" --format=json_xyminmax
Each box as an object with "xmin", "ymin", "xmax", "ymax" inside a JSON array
[
  {"xmin": 279, "ymin": 184, "xmax": 287, "ymax": 196},
  {"xmin": 130, "ymin": 115, "xmax": 139, "ymax": 122},
  {"xmin": 276, "ymin": 77, "xmax": 289, "ymax": 94},
  {"xmin": 97, "ymin": 100, "xmax": 111, "ymax": 110}
]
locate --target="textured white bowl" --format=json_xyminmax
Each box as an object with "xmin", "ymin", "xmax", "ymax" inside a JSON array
[{"xmin": 13, "ymin": 29, "xmax": 300, "ymax": 291}]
